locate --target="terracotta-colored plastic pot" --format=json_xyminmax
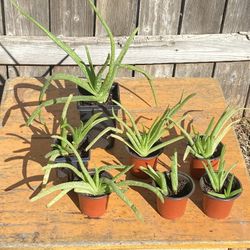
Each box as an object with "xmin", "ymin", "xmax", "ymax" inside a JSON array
[
  {"xmin": 77, "ymin": 170, "xmax": 112, "ymax": 218},
  {"xmin": 126, "ymin": 146, "xmax": 162, "ymax": 179},
  {"xmin": 155, "ymin": 172, "xmax": 195, "ymax": 220},
  {"xmin": 200, "ymin": 173, "xmax": 242, "ymax": 219},
  {"xmin": 78, "ymin": 193, "xmax": 109, "ymax": 218},
  {"xmin": 190, "ymin": 142, "xmax": 223, "ymax": 179}
]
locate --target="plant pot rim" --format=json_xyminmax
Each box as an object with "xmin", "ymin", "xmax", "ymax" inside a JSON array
[
  {"xmin": 191, "ymin": 141, "xmax": 224, "ymax": 161},
  {"xmin": 76, "ymin": 169, "xmax": 113, "ymax": 198},
  {"xmin": 200, "ymin": 173, "xmax": 243, "ymax": 201},
  {"xmin": 154, "ymin": 171, "xmax": 195, "ymax": 200},
  {"xmin": 126, "ymin": 143, "xmax": 163, "ymax": 160}
]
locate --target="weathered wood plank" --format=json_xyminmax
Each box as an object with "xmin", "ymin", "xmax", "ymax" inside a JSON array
[
  {"xmin": 136, "ymin": 0, "xmax": 181, "ymax": 77},
  {"xmin": 214, "ymin": 62, "xmax": 250, "ymax": 113},
  {"xmin": 174, "ymin": 63, "xmax": 214, "ymax": 77},
  {"xmin": 175, "ymin": 0, "xmax": 226, "ymax": 77},
  {"xmin": 3, "ymin": 0, "xmax": 50, "ymax": 77},
  {"xmin": 50, "ymin": 0, "xmax": 94, "ymax": 75},
  {"xmin": 0, "ymin": 33, "xmax": 249, "ymax": 65},
  {"xmin": 95, "ymin": 0, "xmax": 138, "ymax": 77},
  {"xmin": 0, "ymin": 0, "xmax": 7, "ymax": 89},
  {"xmin": 223, "ymin": 0, "xmax": 250, "ymax": 32},
  {"xmin": 215, "ymin": 0, "xmax": 250, "ymax": 117},
  {"xmin": 1, "ymin": 77, "xmax": 250, "ymax": 249},
  {"xmin": 95, "ymin": 0, "xmax": 137, "ymax": 36}
]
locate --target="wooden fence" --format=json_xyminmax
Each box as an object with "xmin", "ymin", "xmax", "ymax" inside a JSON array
[{"xmin": 0, "ymin": 0, "xmax": 249, "ymax": 116}]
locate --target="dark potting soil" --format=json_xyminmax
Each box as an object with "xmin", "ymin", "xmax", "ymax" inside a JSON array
[
  {"xmin": 165, "ymin": 173, "xmax": 193, "ymax": 198},
  {"xmin": 201, "ymin": 173, "xmax": 241, "ymax": 196}
]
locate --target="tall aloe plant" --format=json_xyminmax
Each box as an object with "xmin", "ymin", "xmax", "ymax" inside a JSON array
[{"xmin": 10, "ymin": 0, "xmax": 157, "ymax": 126}]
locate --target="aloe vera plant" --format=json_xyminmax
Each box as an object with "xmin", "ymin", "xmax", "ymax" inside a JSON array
[
  {"xmin": 86, "ymin": 93, "xmax": 195, "ymax": 157},
  {"xmin": 204, "ymin": 146, "xmax": 242, "ymax": 199},
  {"xmin": 140, "ymin": 152, "xmax": 179, "ymax": 196},
  {"xmin": 10, "ymin": 0, "xmax": 157, "ymax": 126},
  {"xmin": 170, "ymin": 107, "xmax": 242, "ymax": 160},
  {"xmin": 31, "ymin": 135, "xmax": 164, "ymax": 220},
  {"xmin": 47, "ymin": 94, "xmax": 108, "ymax": 158}
]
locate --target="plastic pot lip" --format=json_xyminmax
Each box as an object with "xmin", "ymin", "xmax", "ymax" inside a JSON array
[
  {"xmin": 125, "ymin": 142, "xmax": 163, "ymax": 160},
  {"xmin": 76, "ymin": 169, "xmax": 112, "ymax": 198},
  {"xmin": 199, "ymin": 173, "xmax": 243, "ymax": 201},
  {"xmin": 154, "ymin": 171, "xmax": 195, "ymax": 201},
  {"xmin": 191, "ymin": 141, "xmax": 224, "ymax": 161}
]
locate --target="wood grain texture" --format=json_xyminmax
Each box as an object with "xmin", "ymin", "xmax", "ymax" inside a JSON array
[
  {"xmin": 0, "ymin": 0, "xmax": 7, "ymax": 88},
  {"xmin": 1, "ymin": 34, "xmax": 250, "ymax": 65},
  {"xmin": 215, "ymin": 0, "xmax": 250, "ymax": 117},
  {"xmin": 0, "ymin": 77, "xmax": 250, "ymax": 249},
  {"xmin": 137, "ymin": 0, "xmax": 181, "ymax": 77},
  {"xmin": 174, "ymin": 63, "xmax": 214, "ymax": 77},
  {"xmin": 50, "ymin": 0, "xmax": 94, "ymax": 75},
  {"xmin": 223, "ymin": 0, "xmax": 250, "ymax": 32},
  {"xmin": 95, "ymin": 0, "xmax": 138, "ymax": 36},
  {"xmin": 214, "ymin": 62, "xmax": 250, "ymax": 113},
  {"xmin": 4, "ymin": 0, "xmax": 50, "ymax": 77},
  {"xmin": 175, "ymin": 0, "xmax": 226, "ymax": 78}
]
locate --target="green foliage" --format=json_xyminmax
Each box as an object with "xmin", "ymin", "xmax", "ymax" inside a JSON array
[
  {"xmin": 10, "ymin": 0, "xmax": 157, "ymax": 126},
  {"xmin": 170, "ymin": 106, "xmax": 242, "ymax": 160},
  {"xmin": 86, "ymin": 93, "xmax": 195, "ymax": 157},
  {"xmin": 204, "ymin": 145, "xmax": 242, "ymax": 199},
  {"xmin": 31, "ymin": 136, "xmax": 164, "ymax": 220},
  {"xmin": 43, "ymin": 94, "xmax": 109, "ymax": 185},
  {"xmin": 140, "ymin": 151, "xmax": 179, "ymax": 196}
]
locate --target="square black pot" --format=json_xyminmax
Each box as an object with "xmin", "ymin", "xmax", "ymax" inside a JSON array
[
  {"xmin": 54, "ymin": 137, "xmax": 90, "ymax": 181},
  {"xmin": 77, "ymin": 83, "xmax": 121, "ymax": 149}
]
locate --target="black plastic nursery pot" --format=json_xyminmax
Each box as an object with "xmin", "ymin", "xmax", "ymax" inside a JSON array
[
  {"xmin": 77, "ymin": 83, "xmax": 121, "ymax": 149},
  {"xmin": 54, "ymin": 137, "xmax": 90, "ymax": 181},
  {"xmin": 200, "ymin": 173, "xmax": 242, "ymax": 219},
  {"xmin": 154, "ymin": 171, "xmax": 195, "ymax": 220},
  {"xmin": 77, "ymin": 170, "xmax": 112, "ymax": 218},
  {"xmin": 190, "ymin": 142, "xmax": 224, "ymax": 179}
]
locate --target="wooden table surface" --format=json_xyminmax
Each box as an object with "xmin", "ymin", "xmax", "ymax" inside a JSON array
[{"xmin": 0, "ymin": 77, "xmax": 250, "ymax": 249}]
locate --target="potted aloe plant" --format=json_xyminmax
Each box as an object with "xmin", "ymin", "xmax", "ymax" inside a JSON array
[
  {"xmin": 44, "ymin": 94, "xmax": 109, "ymax": 182},
  {"xmin": 32, "ymin": 135, "xmax": 164, "ymax": 219},
  {"xmin": 141, "ymin": 152, "xmax": 195, "ymax": 219},
  {"xmin": 170, "ymin": 107, "xmax": 242, "ymax": 179},
  {"xmin": 200, "ymin": 145, "xmax": 242, "ymax": 219},
  {"xmin": 11, "ymin": 0, "xmax": 156, "ymax": 149},
  {"xmin": 86, "ymin": 93, "xmax": 195, "ymax": 178}
]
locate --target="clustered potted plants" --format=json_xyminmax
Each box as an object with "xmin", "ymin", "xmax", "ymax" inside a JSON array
[{"xmin": 12, "ymin": 0, "xmax": 243, "ymax": 220}]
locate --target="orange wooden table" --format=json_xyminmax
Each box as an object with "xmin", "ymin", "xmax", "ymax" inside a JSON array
[{"xmin": 0, "ymin": 77, "xmax": 250, "ymax": 249}]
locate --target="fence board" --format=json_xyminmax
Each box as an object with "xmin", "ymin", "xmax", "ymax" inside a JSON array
[
  {"xmin": 1, "ymin": 34, "xmax": 249, "ymax": 65},
  {"xmin": 214, "ymin": 62, "xmax": 250, "ymax": 110},
  {"xmin": 0, "ymin": 0, "xmax": 7, "ymax": 89},
  {"xmin": 95, "ymin": 0, "xmax": 138, "ymax": 77},
  {"xmin": 175, "ymin": 0, "xmax": 225, "ymax": 77},
  {"xmin": 4, "ymin": 0, "xmax": 50, "ymax": 77},
  {"xmin": 50, "ymin": 0, "xmax": 94, "ymax": 76},
  {"xmin": 136, "ymin": 0, "xmax": 182, "ymax": 77},
  {"xmin": 215, "ymin": 0, "xmax": 250, "ymax": 116}
]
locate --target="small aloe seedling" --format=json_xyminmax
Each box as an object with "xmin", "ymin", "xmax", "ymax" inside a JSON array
[
  {"xmin": 170, "ymin": 106, "xmax": 242, "ymax": 160},
  {"xmin": 86, "ymin": 93, "xmax": 195, "ymax": 157},
  {"xmin": 140, "ymin": 151, "xmax": 179, "ymax": 196},
  {"xmin": 10, "ymin": 0, "xmax": 157, "ymax": 125},
  {"xmin": 204, "ymin": 145, "xmax": 242, "ymax": 199}
]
